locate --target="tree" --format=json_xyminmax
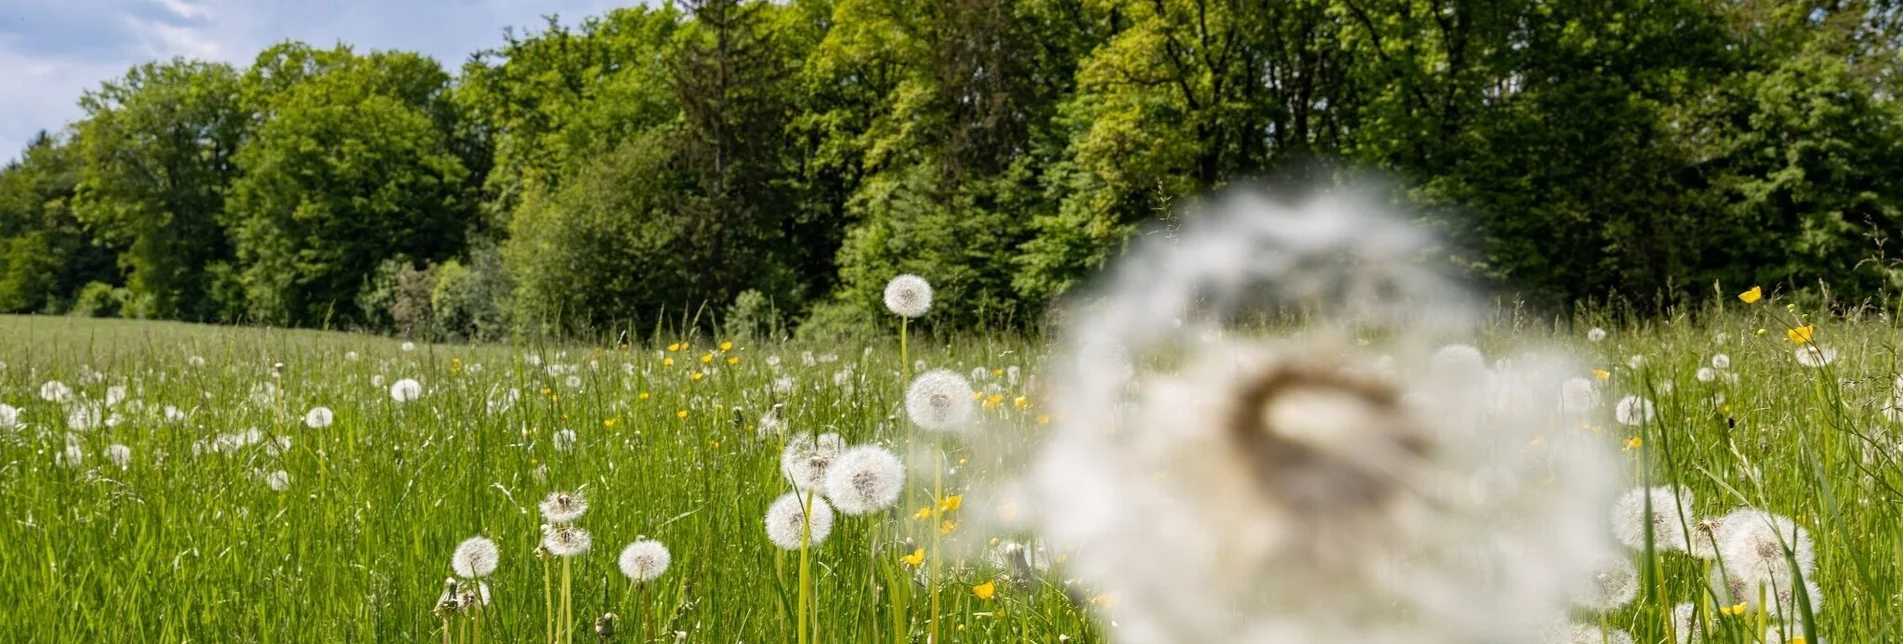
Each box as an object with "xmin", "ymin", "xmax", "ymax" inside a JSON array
[{"xmin": 0, "ymin": 133, "xmax": 116, "ymax": 313}]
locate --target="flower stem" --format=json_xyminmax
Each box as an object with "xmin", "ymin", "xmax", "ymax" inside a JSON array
[{"xmin": 799, "ymin": 491, "xmax": 814, "ymax": 644}]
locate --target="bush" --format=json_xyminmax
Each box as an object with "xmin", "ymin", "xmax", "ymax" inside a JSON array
[
  {"xmin": 431, "ymin": 247, "xmax": 511, "ymax": 342},
  {"xmin": 390, "ymin": 261, "xmax": 436, "ymax": 337},
  {"xmin": 794, "ymin": 299, "xmax": 880, "ymax": 343},
  {"xmin": 70, "ymin": 281, "xmax": 127, "ymax": 318},
  {"xmin": 723, "ymin": 289, "xmax": 782, "ymax": 340}
]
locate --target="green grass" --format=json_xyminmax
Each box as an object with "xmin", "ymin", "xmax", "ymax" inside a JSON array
[{"xmin": 0, "ymin": 310, "xmax": 1899, "ymax": 642}]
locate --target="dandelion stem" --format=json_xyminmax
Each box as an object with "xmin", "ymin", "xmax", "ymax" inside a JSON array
[
  {"xmin": 798, "ymin": 491, "xmax": 814, "ymax": 644},
  {"xmin": 544, "ymin": 556, "xmax": 555, "ymax": 644},
  {"xmin": 929, "ymin": 449, "xmax": 942, "ymax": 644},
  {"xmin": 562, "ymin": 557, "xmax": 574, "ymax": 644}
]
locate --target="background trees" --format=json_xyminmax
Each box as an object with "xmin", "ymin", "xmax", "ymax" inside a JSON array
[{"xmin": 3, "ymin": 0, "xmax": 1902, "ymax": 336}]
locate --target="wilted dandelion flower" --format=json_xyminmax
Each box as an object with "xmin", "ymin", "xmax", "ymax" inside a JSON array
[
  {"xmin": 764, "ymin": 492, "xmax": 834, "ymax": 550},
  {"xmin": 265, "ymin": 470, "xmax": 291, "ymax": 492},
  {"xmin": 389, "ymin": 378, "xmax": 423, "ymax": 402},
  {"xmin": 1020, "ymin": 189, "xmax": 1618, "ymax": 643},
  {"xmin": 106, "ymin": 443, "xmax": 131, "ymax": 469},
  {"xmin": 1794, "ymin": 345, "xmax": 1836, "ymax": 368},
  {"xmin": 1569, "ymin": 554, "xmax": 1639, "ymax": 611},
  {"xmin": 452, "ymin": 536, "xmax": 501, "ymax": 578},
  {"xmin": 0, "ymin": 403, "xmax": 18, "ymax": 429},
  {"xmin": 617, "ymin": 540, "xmax": 671, "ymax": 582},
  {"xmin": 553, "ymin": 429, "xmax": 577, "ymax": 452},
  {"xmin": 905, "ymin": 369, "xmax": 975, "ymax": 431},
  {"xmin": 1613, "ymin": 395, "xmax": 1654, "ymax": 426},
  {"xmin": 304, "ymin": 406, "xmax": 334, "ymax": 429},
  {"xmin": 824, "ymin": 445, "xmax": 905, "ymax": 515},
  {"xmin": 542, "ymin": 524, "xmax": 592, "ymax": 557},
  {"xmin": 540, "ymin": 491, "xmax": 588, "ymax": 524},
  {"xmin": 1612, "ymin": 486, "xmax": 1694, "ymax": 551},
  {"xmin": 1586, "ymin": 328, "xmax": 1607, "ymax": 343},
  {"xmin": 39, "ymin": 380, "xmax": 72, "ymax": 403},
  {"xmin": 780, "ymin": 432, "xmax": 844, "ymax": 491},
  {"xmin": 883, "ymin": 274, "xmax": 933, "ymax": 318}
]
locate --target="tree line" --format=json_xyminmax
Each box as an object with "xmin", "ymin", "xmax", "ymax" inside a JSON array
[{"xmin": 4, "ymin": 0, "xmax": 1902, "ymax": 339}]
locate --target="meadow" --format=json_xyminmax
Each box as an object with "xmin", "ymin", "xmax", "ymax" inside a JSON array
[{"xmin": 0, "ymin": 300, "xmax": 1899, "ymax": 643}]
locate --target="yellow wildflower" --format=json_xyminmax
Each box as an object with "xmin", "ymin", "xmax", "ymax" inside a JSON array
[
  {"xmin": 939, "ymin": 494, "xmax": 963, "ymax": 512},
  {"xmin": 603, "ymin": 418, "xmax": 617, "ymax": 428},
  {"xmin": 939, "ymin": 520, "xmax": 957, "ymax": 535},
  {"xmin": 1593, "ymin": 369, "xmax": 1610, "ymax": 380},
  {"xmin": 1090, "ymin": 593, "xmax": 1117, "ymax": 609},
  {"xmin": 973, "ymin": 581, "xmax": 996, "ymax": 600},
  {"xmin": 1036, "ymin": 415, "xmax": 1050, "ymax": 426},
  {"xmin": 900, "ymin": 548, "xmax": 925, "ymax": 566},
  {"xmin": 1623, "ymin": 436, "xmax": 1643, "ymax": 451},
  {"xmin": 1739, "ymin": 286, "xmax": 1762, "ymax": 303},
  {"xmin": 675, "ymin": 409, "xmax": 688, "ymax": 419},
  {"xmin": 1013, "ymin": 396, "xmax": 1028, "ymax": 409},
  {"xmin": 913, "ymin": 506, "xmax": 932, "ymax": 520},
  {"xmin": 690, "ymin": 372, "xmax": 704, "ymax": 382},
  {"xmin": 662, "ymin": 357, "xmax": 674, "ymax": 367},
  {"xmin": 700, "ymin": 353, "xmax": 713, "ymax": 364},
  {"xmin": 639, "ymin": 391, "xmax": 650, "ymax": 400},
  {"xmin": 720, "ymin": 341, "xmax": 733, "ymax": 351},
  {"xmin": 727, "ymin": 356, "xmax": 739, "ymax": 365},
  {"xmin": 1787, "ymin": 325, "xmax": 1814, "ymax": 344},
  {"xmin": 667, "ymin": 343, "xmax": 681, "ymax": 352},
  {"xmin": 1720, "ymin": 602, "xmax": 1747, "ymax": 616}
]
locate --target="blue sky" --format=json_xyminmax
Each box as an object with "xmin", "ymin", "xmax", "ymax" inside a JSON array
[{"xmin": 0, "ymin": 0, "xmax": 627, "ymax": 164}]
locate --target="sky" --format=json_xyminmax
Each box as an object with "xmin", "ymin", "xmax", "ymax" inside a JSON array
[{"xmin": 0, "ymin": 0, "xmax": 628, "ymax": 164}]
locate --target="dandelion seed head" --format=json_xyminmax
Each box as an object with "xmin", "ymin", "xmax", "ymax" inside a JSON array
[
  {"xmin": 265, "ymin": 470, "xmax": 291, "ymax": 492},
  {"xmin": 1017, "ymin": 188, "xmax": 1618, "ymax": 643},
  {"xmin": 1613, "ymin": 395, "xmax": 1654, "ymax": 426},
  {"xmin": 1586, "ymin": 328, "xmax": 1606, "ymax": 343},
  {"xmin": 105, "ymin": 443, "xmax": 131, "ymax": 469},
  {"xmin": 1560, "ymin": 378, "xmax": 1598, "ymax": 413},
  {"xmin": 1711, "ymin": 354, "xmax": 1730, "ymax": 370},
  {"xmin": 883, "ymin": 274, "xmax": 933, "ymax": 318},
  {"xmin": 390, "ymin": 378, "xmax": 422, "ymax": 402},
  {"xmin": 0, "ymin": 403, "xmax": 18, "ymax": 429},
  {"xmin": 1569, "ymin": 554, "xmax": 1639, "ymax": 611},
  {"xmin": 539, "ymin": 490, "xmax": 588, "ymax": 524},
  {"xmin": 452, "ymin": 536, "xmax": 500, "ymax": 578},
  {"xmin": 553, "ymin": 429, "xmax": 577, "ymax": 452},
  {"xmin": 824, "ymin": 445, "xmax": 905, "ymax": 515},
  {"xmin": 763, "ymin": 492, "xmax": 833, "ymax": 550},
  {"xmin": 618, "ymin": 539, "xmax": 671, "ymax": 582},
  {"xmin": 39, "ymin": 380, "xmax": 72, "ymax": 403},
  {"xmin": 1611, "ymin": 486, "xmax": 1694, "ymax": 551},
  {"xmin": 541, "ymin": 524, "xmax": 592, "ymax": 557},
  {"xmin": 779, "ymin": 432, "xmax": 844, "ymax": 491},
  {"xmin": 1794, "ymin": 345, "xmax": 1837, "ymax": 368},
  {"xmin": 304, "ymin": 406, "xmax": 334, "ymax": 429},
  {"xmin": 905, "ymin": 369, "xmax": 975, "ymax": 431},
  {"xmin": 1715, "ymin": 509, "xmax": 1814, "ymax": 587},
  {"xmin": 1696, "ymin": 367, "xmax": 1716, "ymax": 383}
]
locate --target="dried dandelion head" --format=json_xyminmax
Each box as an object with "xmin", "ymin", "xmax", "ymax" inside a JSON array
[
  {"xmin": 780, "ymin": 432, "xmax": 845, "ymax": 491},
  {"xmin": 539, "ymin": 490, "xmax": 588, "ymax": 524}
]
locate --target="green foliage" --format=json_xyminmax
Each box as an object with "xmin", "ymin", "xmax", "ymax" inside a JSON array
[
  {"xmin": 0, "ymin": 133, "xmax": 114, "ymax": 314},
  {"xmin": 724, "ymin": 288, "xmax": 782, "ymax": 339},
  {"xmin": 430, "ymin": 247, "xmax": 511, "ymax": 342},
  {"xmin": 69, "ymin": 281, "xmax": 128, "ymax": 317}
]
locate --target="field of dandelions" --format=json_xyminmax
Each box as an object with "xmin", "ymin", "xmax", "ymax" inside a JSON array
[{"xmin": 3, "ymin": 196, "xmax": 1902, "ymax": 643}]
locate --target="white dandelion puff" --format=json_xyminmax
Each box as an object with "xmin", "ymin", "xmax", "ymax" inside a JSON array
[
  {"xmin": 1586, "ymin": 328, "xmax": 1607, "ymax": 343},
  {"xmin": 105, "ymin": 443, "xmax": 131, "ymax": 469},
  {"xmin": 66, "ymin": 405, "xmax": 101, "ymax": 431},
  {"xmin": 187, "ymin": 355, "xmax": 207, "ymax": 367},
  {"xmin": 265, "ymin": 470, "xmax": 291, "ymax": 492},
  {"xmin": 883, "ymin": 274, "xmax": 933, "ymax": 318},
  {"xmin": 390, "ymin": 378, "xmax": 423, "ymax": 402},
  {"xmin": 1671, "ymin": 602, "xmax": 1703, "ymax": 644},
  {"xmin": 1613, "ymin": 395, "xmax": 1655, "ymax": 426},
  {"xmin": 617, "ymin": 540, "xmax": 671, "ymax": 583},
  {"xmin": 539, "ymin": 491, "xmax": 588, "ymax": 524},
  {"xmin": 1560, "ymin": 377, "xmax": 1598, "ymax": 413},
  {"xmin": 1711, "ymin": 354, "xmax": 1730, "ymax": 370},
  {"xmin": 0, "ymin": 403, "xmax": 18, "ymax": 429},
  {"xmin": 304, "ymin": 406, "xmax": 335, "ymax": 429},
  {"xmin": 371, "ymin": 374, "xmax": 386, "ymax": 388},
  {"xmin": 1430, "ymin": 344, "xmax": 1488, "ymax": 382},
  {"xmin": 1794, "ymin": 345, "xmax": 1836, "ymax": 368},
  {"xmin": 1545, "ymin": 623, "xmax": 1635, "ymax": 644},
  {"xmin": 59, "ymin": 434, "xmax": 85, "ymax": 467},
  {"xmin": 1569, "ymin": 554, "xmax": 1639, "ymax": 611},
  {"xmin": 1715, "ymin": 509, "xmax": 1814, "ymax": 588},
  {"xmin": 764, "ymin": 492, "xmax": 834, "ymax": 550},
  {"xmin": 1612, "ymin": 485, "xmax": 1695, "ymax": 551},
  {"xmin": 1696, "ymin": 367, "xmax": 1716, "ymax": 383},
  {"xmin": 1007, "ymin": 365, "xmax": 1021, "ymax": 386},
  {"xmin": 344, "ymin": 351, "xmax": 360, "ymax": 361},
  {"xmin": 541, "ymin": 524, "xmax": 592, "ymax": 557},
  {"xmin": 552, "ymin": 429, "xmax": 577, "ymax": 452},
  {"xmin": 905, "ymin": 369, "xmax": 975, "ymax": 431},
  {"xmin": 39, "ymin": 380, "xmax": 73, "ymax": 403},
  {"xmin": 105, "ymin": 385, "xmax": 128, "ymax": 407},
  {"xmin": 824, "ymin": 445, "xmax": 906, "ymax": 515},
  {"xmin": 401, "ymin": 341, "xmax": 416, "ymax": 352},
  {"xmin": 780, "ymin": 432, "xmax": 844, "ymax": 491},
  {"xmin": 452, "ymin": 536, "xmax": 501, "ymax": 578}
]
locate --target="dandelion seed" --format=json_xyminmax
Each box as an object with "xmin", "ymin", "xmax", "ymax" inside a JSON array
[
  {"xmin": 1612, "ymin": 486, "xmax": 1694, "ymax": 551},
  {"xmin": 825, "ymin": 445, "xmax": 905, "ymax": 515},
  {"xmin": 1711, "ymin": 354, "xmax": 1730, "ymax": 370},
  {"xmin": 1586, "ymin": 328, "xmax": 1607, "ymax": 343},
  {"xmin": 553, "ymin": 429, "xmax": 577, "ymax": 452},
  {"xmin": 106, "ymin": 443, "xmax": 131, "ymax": 469},
  {"xmin": 617, "ymin": 540, "xmax": 671, "ymax": 582},
  {"xmin": 883, "ymin": 275, "xmax": 933, "ymax": 318},
  {"xmin": 265, "ymin": 470, "xmax": 291, "ymax": 492},
  {"xmin": 304, "ymin": 406, "xmax": 335, "ymax": 429},
  {"xmin": 764, "ymin": 492, "xmax": 834, "ymax": 550},
  {"xmin": 905, "ymin": 369, "xmax": 975, "ymax": 431},
  {"xmin": 541, "ymin": 524, "xmax": 592, "ymax": 557},
  {"xmin": 540, "ymin": 491, "xmax": 589, "ymax": 524},
  {"xmin": 780, "ymin": 432, "xmax": 845, "ymax": 491},
  {"xmin": 452, "ymin": 536, "xmax": 500, "ymax": 578},
  {"xmin": 39, "ymin": 380, "xmax": 72, "ymax": 403},
  {"xmin": 1570, "ymin": 554, "xmax": 1639, "ymax": 611},
  {"xmin": 1613, "ymin": 395, "xmax": 1654, "ymax": 426},
  {"xmin": 389, "ymin": 378, "xmax": 423, "ymax": 403},
  {"xmin": 1794, "ymin": 345, "xmax": 1836, "ymax": 368}
]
